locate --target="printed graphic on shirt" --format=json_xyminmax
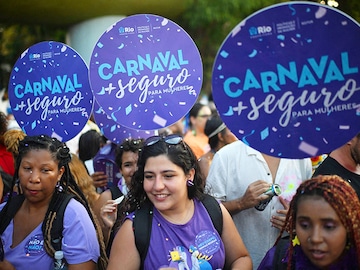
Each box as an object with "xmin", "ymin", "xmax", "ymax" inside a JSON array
[
  {"xmin": 164, "ymin": 230, "xmax": 221, "ymax": 270},
  {"xmin": 278, "ymin": 174, "xmax": 303, "ymax": 202},
  {"xmin": 24, "ymin": 234, "xmax": 45, "ymax": 256}
]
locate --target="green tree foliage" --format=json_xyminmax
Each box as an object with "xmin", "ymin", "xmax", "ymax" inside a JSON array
[
  {"xmin": 177, "ymin": 0, "xmax": 287, "ymax": 96},
  {"xmin": 177, "ymin": 0, "xmax": 360, "ymax": 96},
  {"xmin": 0, "ymin": 0, "xmax": 359, "ymax": 97},
  {"xmin": 0, "ymin": 24, "xmax": 65, "ymax": 93}
]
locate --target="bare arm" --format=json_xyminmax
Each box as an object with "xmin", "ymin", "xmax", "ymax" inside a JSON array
[
  {"xmin": 222, "ymin": 180, "xmax": 273, "ymax": 215},
  {"xmin": 220, "ymin": 204, "xmax": 252, "ymax": 269},
  {"xmin": 68, "ymin": 261, "xmax": 96, "ymax": 270},
  {"xmin": 0, "ymin": 260, "xmax": 16, "ymax": 270},
  {"xmin": 107, "ymin": 219, "xmax": 141, "ymax": 270}
]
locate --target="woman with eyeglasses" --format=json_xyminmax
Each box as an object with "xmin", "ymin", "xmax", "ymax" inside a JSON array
[
  {"xmin": 183, "ymin": 103, "xmax": 212, "ymax": 159},
  {"xmin": 107, "ymin": 134, "xmax": 252, "ymax": 270}
]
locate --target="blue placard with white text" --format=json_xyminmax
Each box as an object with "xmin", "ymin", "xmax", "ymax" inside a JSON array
[
  {"xmin": 212, "ymin": 2, "xmax": 360, "ymax": 158},
  {"xmin": 8, "ymin": 41, "xmax": 93, "ymax": 141}
]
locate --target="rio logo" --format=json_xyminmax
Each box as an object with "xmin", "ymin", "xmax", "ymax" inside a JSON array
[{"xmin": 119, "ymin": 26, "xmax": 135, "ymax": 34}]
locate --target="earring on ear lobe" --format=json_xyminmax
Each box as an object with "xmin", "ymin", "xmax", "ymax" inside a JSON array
[
  {"xmin": 292, "ymin": 235, "xmax": 300, "ymax": 246},
  {"xmin": 187, "ymin": 179, "xmax": 194, "ymax": 187},
  {"xmin": 346, "ymin": 238, "xmax": 351, "ymax": 250},
  {"xmin": 56, "ymin": 181, "xmax": 63, "ymax": 192}
]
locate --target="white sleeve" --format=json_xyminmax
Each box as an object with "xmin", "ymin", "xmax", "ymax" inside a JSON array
[{"xmin": 205, "ymin": 151, "xmax": 228, "ymax": 201}]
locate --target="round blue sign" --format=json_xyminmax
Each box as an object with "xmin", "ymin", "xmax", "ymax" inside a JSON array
[
  {"xmin": 89, "ymin": 14, "xmax": 203, "ymax": 131},
  {"xmin": 212, "ymin": 2, "xmax": 360, "ymax": 158},
  {"xmin": 93, "ymin": 100, "xmax": 156, "ymax": 143},
  {"xmin": 8, "ymin": 41, "xmax": 93, "ymax": 142}
]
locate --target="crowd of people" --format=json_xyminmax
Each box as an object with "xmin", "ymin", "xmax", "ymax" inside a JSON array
[{"xmin": 0, "ymin": 100, "xmax": 359, "ymax": 270}]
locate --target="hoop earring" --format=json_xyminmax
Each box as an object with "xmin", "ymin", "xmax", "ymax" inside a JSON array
[{"xmin": 186, "ymin": 179, "xmax": 194, "ymax": 187}]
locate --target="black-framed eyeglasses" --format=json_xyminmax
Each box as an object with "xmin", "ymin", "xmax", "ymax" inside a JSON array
[{"xmin": 144, "ymin": 134, "xmax": 184, "ymax": 147}]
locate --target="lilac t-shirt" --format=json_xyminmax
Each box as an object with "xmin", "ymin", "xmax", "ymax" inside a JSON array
[
  {"xmin": 128, "ymin": 198, "xmax": 225, "ymax": 270},
  {"xmin": 0, "ymin": 198, "xmax": 100, "ymax": 269}
]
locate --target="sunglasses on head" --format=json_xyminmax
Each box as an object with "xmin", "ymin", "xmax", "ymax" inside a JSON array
[{"xmin": 144, "ymin": 134, "xmax": 184, "ymax": 147}]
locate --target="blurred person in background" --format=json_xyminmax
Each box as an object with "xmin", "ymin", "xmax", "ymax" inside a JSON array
[
  {"xmin": 313, "ymin": 132, "xmax": 360, "ymax": 198},
  {"xmin": 94, "ymin": 138, "xmax": 144, "ymax": 255},
  {"xmin": 78, "ymin": 129, "xmax": 108, "ymax": 191},
  {"xmin": 198, "ymin": 115, "xmax": 238, "ymax": 180},
  {"xmin": 69, "ymin": 154, "xmax": 100, "ymax": 210},
  {"xmin": 206, "ymin": 140, "xmax": 312, "ymax": 268},
  {"xmin": 0, "ymin": 112, "xmax": 14, "ymax": 176},
  {"xmin": 183, "ymin": 102, "xmax": 212, "ymax": 159}
]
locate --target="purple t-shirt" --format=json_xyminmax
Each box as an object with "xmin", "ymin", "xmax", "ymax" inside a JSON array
[
  {"xmin": 128, "ymin": 198, "xmax": 225, "ymax": 270},
  {"xmin": 0, "ymin": 199, "xmax": 100, "ymax": 269},
  {"xmin": 258, "ymin": 242, "xmax": 359, "ymax": 269}
]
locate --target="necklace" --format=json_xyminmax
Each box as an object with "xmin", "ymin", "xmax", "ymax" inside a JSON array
[{"xmin": 160, "ymin": 200, "xmax": 194, "ymax": 225}]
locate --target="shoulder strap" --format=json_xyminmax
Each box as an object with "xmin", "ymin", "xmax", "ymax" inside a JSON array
[
  {"xmin": 133, "ymin": 200, "xmax": 153, "ymax": 270},
  {"xmin": 273, "ymin": 236, "xmax": 290, "ymax": 270},
  {"xmin": 133, "ymin": 194, "xmax": 223, "ymax": 269},
  {"xmin": 0, "ymin": 195, "xmax": 25, "ymax": 234},
  {"xmin": 200, "ymin": 193, "xmax": 223, "ymax": 236},
  {"xmin": 0, "ymin": 193, "xmax": 75, "ymax": 254},
  {"xmin": 44, "ymin": 193, "xmax": 75, "ymax": 252},
  {"xmin": 109, "ymin": 186, "xmax": 123, "ymax": 200}
]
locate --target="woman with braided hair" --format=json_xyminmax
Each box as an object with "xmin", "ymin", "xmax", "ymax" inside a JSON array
[
  {"xmin": 0, "ymin": 134, "xmax": 108, "ymax": 270},
  {"xmin": 258, "ymin": 174, "xmax": 360, "ymax": 269}
]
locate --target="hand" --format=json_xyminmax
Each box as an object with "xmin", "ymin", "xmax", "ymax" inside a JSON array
[
  {"xmin": 238, "ymin": 180, "xmax": 273, "ymax": 210},
  {"xmin": 100, "ymin": 200, "xmax": 118, "ymax": 228},
  {"xmin": 91, "ymin": 171, "xmax": 108, "ymax": 188},
  {"xmin": 270, "ymin": 196, "xmax": 289, "ymax": 230}
]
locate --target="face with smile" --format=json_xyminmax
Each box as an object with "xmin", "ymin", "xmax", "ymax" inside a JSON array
[
  {"xmin": 19, "ymin": 149, "xmax": 64, "ymax": 204},
  {"xmin": 192, "ymin": 106, "xmax": 212, "ymax": 133},
  {"xmin": 143, "ymin": 154, "xmax": 194, "ymax": 213},
  {"xmin": 296, "ymin": 196, "xmax": 347, "ymax": 269},
  {"xmin": 120, "ymin": 151, "xmax": 139, "ymax": 188}
]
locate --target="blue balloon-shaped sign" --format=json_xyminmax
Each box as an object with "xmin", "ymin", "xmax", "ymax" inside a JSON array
[
  {"xmin": 212, "ymin": 2, "xmax": 360, "ymax": 158},
  {"xmin": 8, "ymin": 41, "xmax": 93, "ymax": 142},
  {"xmin": 89, "ymin": 14, "xmax": 203, "ymax": 131},
  {"xmin": 93, "ymin": 100, "xmax": 156, "ymax": 144}
]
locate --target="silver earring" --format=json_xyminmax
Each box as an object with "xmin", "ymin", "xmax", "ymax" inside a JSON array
[
  {"xmin": 56, "ymin": 181, "xmax": 63, "ymax": 192},
  {"xmin": 307, "ymin": 237, "xmax": 311, "ymax": 242},
  {"xmin": 186, "ymin": 179, "xmax": 194, "ymax": 187}
]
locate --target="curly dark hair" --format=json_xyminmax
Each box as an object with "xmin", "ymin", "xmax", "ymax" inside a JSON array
[
  {"xmin": 115, "ymin": 138, "xmax": 144, "ymax": 168},
  {"xmin": 120, "ymin": 135, "xmax": 205, "ymax": 215},
  {"xmin": 275, "ymin": 175, "xmax": 360, "ymax": 269}
]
